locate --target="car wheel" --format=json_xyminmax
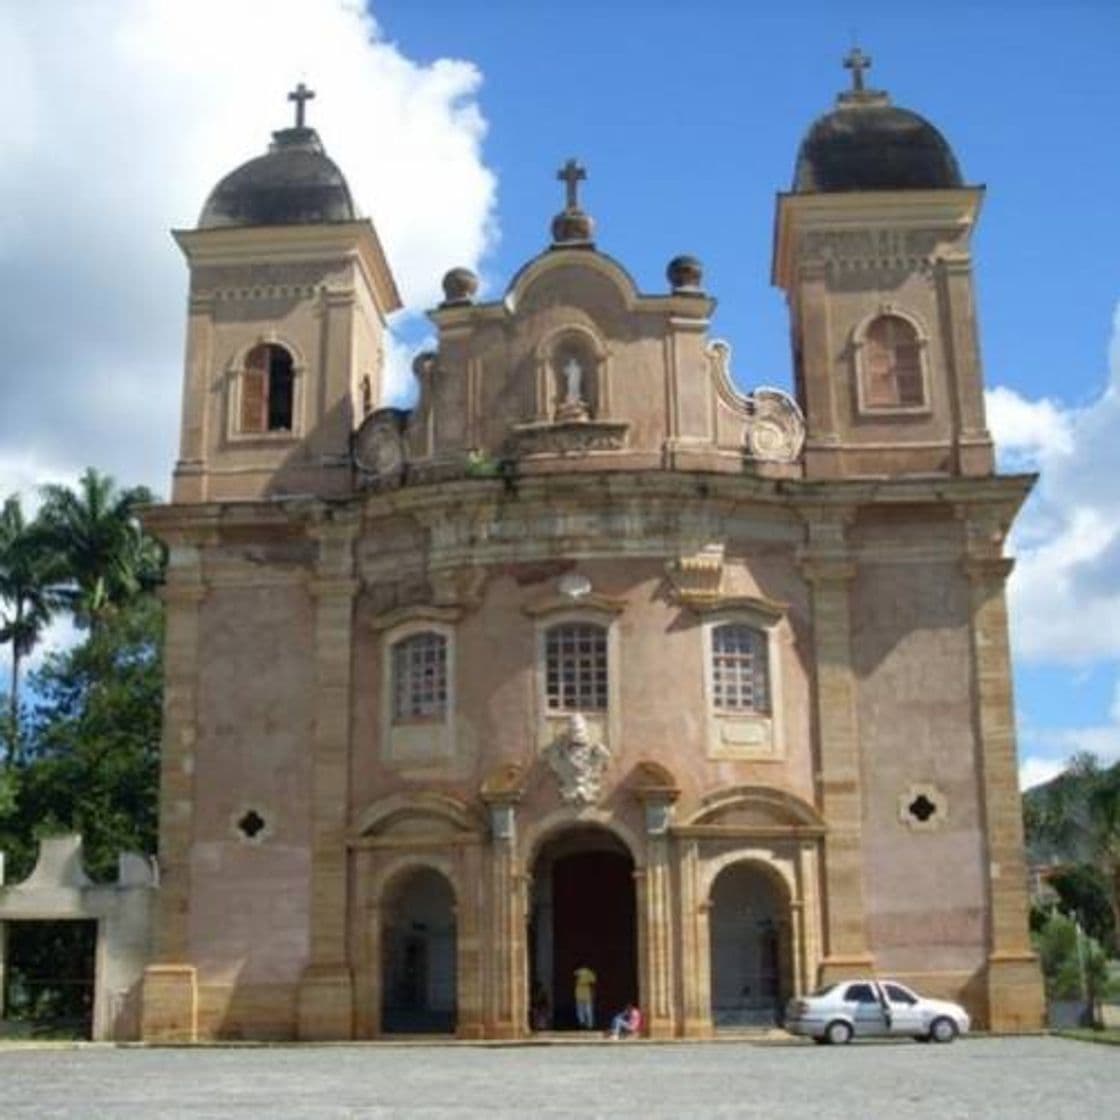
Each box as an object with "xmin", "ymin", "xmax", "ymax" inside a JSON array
[
  {"xmin": 929, "ymin": 1016, "xmax": 957, "ymax": 1044},
  {"xmin": 825, "ymin": 1020, "xmax": 853, "ymax": 1045}
]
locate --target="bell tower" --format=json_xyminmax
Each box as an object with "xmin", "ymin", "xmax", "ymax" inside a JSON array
[
  {"xmin": 773, "ymin": 51, "xmax": 993, "ymax": 479},
  {"xmin": 171, "ymin": 87, "xmax": 401, "ymax": 503}
]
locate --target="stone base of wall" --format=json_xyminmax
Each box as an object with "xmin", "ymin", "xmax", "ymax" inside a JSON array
[
  {"xmin": 986, "ymin": 951, "xmax": 1045, "ymax": 1032},
  {"xmin": 297, "ymin": 964, "xmax": 354, "ymax": 1040},
  {"xmin": 141, "ymin": 964, "xmax": 198, "ymax": 1042}
]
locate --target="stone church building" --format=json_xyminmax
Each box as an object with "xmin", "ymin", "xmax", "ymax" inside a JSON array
[{"xmin": 140, "ymin": 60, "xmax": 1043, "ymax": 1041}]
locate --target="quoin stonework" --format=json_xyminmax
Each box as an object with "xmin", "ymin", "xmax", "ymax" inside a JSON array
[{"xmin": 139, "ymin": 55, "xmax": 1044, "ymax": 1041}]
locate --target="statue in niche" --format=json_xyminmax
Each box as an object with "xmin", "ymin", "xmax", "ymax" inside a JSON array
[
  {"xmin": 555, "ymin": 351, "xmax": 590, "ymax": 422},
  {"xmin": 546, "ymin": 713, "xmax": 611, "ymax": 805}
]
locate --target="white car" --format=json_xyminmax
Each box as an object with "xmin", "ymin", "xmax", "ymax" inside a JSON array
[{"xmin": 784, "ymin": 979, "xmax": 970, "ymax": 1044}]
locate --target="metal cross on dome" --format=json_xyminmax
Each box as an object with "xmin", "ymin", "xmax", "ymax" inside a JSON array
[
  {"xmin": 843, "ymin": 47, "xmax": 871, "ymax": 93},
  {"xmin": 557, "ymin": 158, "xmax": 587, "ymax": 211},
  {"xmin": 288, "ymin": 82, "xmax": 316, "ymax": 128}
]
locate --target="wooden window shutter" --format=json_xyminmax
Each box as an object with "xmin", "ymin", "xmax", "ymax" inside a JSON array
[{"xmin": 241, "ymin": 347, "xmax": 268, "ymax": 432}]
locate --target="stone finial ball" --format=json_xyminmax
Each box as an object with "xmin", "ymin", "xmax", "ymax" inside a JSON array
[
  {"xmin": 441, "ymin": 267, "xmax": 479, "ymax": 305},
  {"xmin": 551, "ymin": 209, "xmax": 595, "ymax": 245},
  {"xmin": 667, "ymin": 255, "xmax": 703, "ymax": 292}
]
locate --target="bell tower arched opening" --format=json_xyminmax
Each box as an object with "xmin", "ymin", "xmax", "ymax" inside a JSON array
[
  {"xmin": 529, "ymin": 826, "xmax": 636, "ymax": 1032},
  {"xmin": 380, "ymin": 867, "xmax": 457, "ymax": 1034},
  {"xmin": 708, "ymin": 861, "xmax": 793, "ymax": 1028}
]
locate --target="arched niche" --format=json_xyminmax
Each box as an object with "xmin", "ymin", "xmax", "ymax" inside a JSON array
[{"xmin": 378, "ymin": 864, "xmax": 458, "ymax": 1034}]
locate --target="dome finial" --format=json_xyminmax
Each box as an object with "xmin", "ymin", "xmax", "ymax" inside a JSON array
[
  {"xmin": 287, "ymin": 82, "xmax": 316, "ymax": 129},
  {"xmin": 550, "ymin": 157, "xmax": 595, "ymax": 248}
]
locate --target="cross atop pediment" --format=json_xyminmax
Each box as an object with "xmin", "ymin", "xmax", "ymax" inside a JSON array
[{"xmin": 557, "ymin": 158, "xmax": 587, "ymax": 211}]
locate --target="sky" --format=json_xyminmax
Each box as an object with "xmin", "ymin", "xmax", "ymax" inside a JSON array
[{"xmin": 0, "ymin": 0, "xmax": 1118, "ymax": 789}]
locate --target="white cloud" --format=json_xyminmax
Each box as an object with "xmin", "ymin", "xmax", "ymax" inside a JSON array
[
  {"xmin": 992, "ymin": 304, "xmax": 1120, "ymax": 780},
  {"xmin": 991, "ymin": 302, "xmax": 1120, "ymax": 664},
  {"xmin": 1019, "ymin": 756, "xmax": 1068, "ymax": 792},
  {"xmin": 0, "ymin": 0, "xmax": 496, "ymax": 501}
]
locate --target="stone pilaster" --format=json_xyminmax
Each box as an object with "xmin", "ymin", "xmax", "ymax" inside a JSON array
[
  {"xmin": 961, "ymin": 510, "xmax": 1044, "ymax": 1030},
  {"xmin": 483, "ymin": 798, "xmax": 528, "ymax": 1038},
  {"xmin": 297, "ymin": 511, "xmax": 359, "ymax": 1040},
  {"xmin": 456, "ymin": 842, "xmax": 486, "ymax": 1039},
  {"xmin": 171, "ymin": 292, "xmax": 213, "ymax": 503},
  {"xmin": 935, "ymin": 256, "xmax": 995, "ymax": 476},
  {"xmin": 141, "ymin": 531, "xmax": 211, "ymax": 1041},
  {"xmin": 795, "ymin": 259, "xmax": 842, "ymax": 479},
  {"xmin": 638, "ymin": 799, "xmax": 677, "ymax": 1038},
  {"xmin": 677, "ymin": 838, "xmax": 712, "ymax": 1038},
  {"xmin": 798, "ymin": 508, "xmax": 873, "ymax": 978}
]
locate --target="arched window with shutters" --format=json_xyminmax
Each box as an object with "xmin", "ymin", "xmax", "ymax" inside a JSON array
[
  {"xmin": 239, "ymin": 343, "xmax": 296, "ymax": 434},
  {"xmin": 855, "ymin": 312, "xmax": 928, "ymax": 413}
]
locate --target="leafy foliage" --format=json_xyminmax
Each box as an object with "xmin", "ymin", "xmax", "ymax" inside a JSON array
[
  {"xmin": 36, "ymin": 468, "xmax": 161, "ymax": 634},
  {"xmin": 0, "ymin": 494, "xmax": 65, "ymax": 750},
  {"xmin": 1034, "ymin": 910, "xmax": 1115, "ymax": 1026},
  {"xmin": 0, "ymin": 469, "xmax": 165, "ymax": 887},
  {"xmin": 1024, "ymin": 753, "xmax": 1120, "ymax": 954}
]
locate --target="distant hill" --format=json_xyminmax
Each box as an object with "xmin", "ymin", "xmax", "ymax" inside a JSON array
[{"xmin": 1023, "ymin": 758, "xmax": 1120, "ymax": 865}]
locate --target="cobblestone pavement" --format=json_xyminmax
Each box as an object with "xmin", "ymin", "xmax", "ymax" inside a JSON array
[{"xmin": 1, "ymin": 1036, "xmax": 1115, "ymax": 1119}]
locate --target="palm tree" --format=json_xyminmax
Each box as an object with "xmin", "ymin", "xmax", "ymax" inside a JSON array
[
  {"xmin": 0, "ymin": 495, "xmax": 62, "ymax": 759},
  {"xmin": 37, "ymin": 469, "xmax": 161, "ymax": 634}
]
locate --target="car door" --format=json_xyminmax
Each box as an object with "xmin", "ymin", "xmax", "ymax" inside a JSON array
[
  {"xmin": 881, "ymin": 982, "xmax": 924, "ymax": 1036},
  {"xmin": 843, "ymin": 982, "xmax": 888, "ymax": 1036}
]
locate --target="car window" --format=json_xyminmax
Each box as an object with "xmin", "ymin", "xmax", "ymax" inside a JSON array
[
  {"xmin": 884, "ymin": 983, "xmax": 917, "ymax": 1005},
  {"xmin": 844, "ymin": 983, "xmax": 878, "ymax": 1004}
]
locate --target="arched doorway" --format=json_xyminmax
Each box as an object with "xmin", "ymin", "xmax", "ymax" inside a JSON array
[
  {"xmin": 529, "ymin": 827, "xmax": 637, "ymax": 1032},
  {"xmin": 708, "ymin": 861, "xmax": 792, "ymax": 1028},
  {"xmin": 381, "ymin": 867, "xmax": 457, "ymax": 1034}
]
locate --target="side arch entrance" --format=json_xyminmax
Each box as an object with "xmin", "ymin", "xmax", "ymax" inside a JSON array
[
  {"xmin": 708, "ymin": 861, "xmax": 793, "ymax": 1027},
  {"xmin": 529, "ymin": 826, "xmax": 637, "ymax": 1031},
  {"xmin": 381, "ymin": 867, "xmax": 457, "ymax": 1034}
]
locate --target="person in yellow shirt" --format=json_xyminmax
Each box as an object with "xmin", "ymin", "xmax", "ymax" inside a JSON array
[{"xmin": 573, "ymin": 965, "xmax": 597, "ymax": 1029}]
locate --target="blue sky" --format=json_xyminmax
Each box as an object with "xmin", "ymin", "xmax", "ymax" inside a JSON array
[{"xmin": 1, "ymin": 0, "xmax": 1118, "ymax": 788}]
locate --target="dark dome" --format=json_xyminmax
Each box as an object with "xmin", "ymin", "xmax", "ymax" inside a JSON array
[
  {"xmin": 794, "ymin": 95, "xmax": 963, "ymax": 193},
  {"xmin": 199, "ymin": 126, "xmax": 355, "ymax": 229}
]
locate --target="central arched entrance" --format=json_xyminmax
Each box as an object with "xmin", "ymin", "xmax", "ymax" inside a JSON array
[
  {"xmin": 529, "ymin": 826, "xmax": 637, "ymax": 1031},
  {"xmin": 381, "ymin": 866, "xmax": 457, "ymax": 1034},
  {"xmin": 708, "ymin": 861, "xmax": 792, "ymax": 1028}
]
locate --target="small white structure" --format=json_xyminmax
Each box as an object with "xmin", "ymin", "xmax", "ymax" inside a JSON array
[{"xmin": 0, "ymin": 834, "xmax": 155, "ymax": 1040}]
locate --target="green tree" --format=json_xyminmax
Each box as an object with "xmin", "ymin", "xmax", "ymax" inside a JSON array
[
  {"xmin": 1045, "ymin": 863, "xmax": 1117, "ymax": 948},
  {"xmin": 1034, "ymin": 910, "xmax": 1114, "ymax": 1027},
  {"xmin": 37, "ymin": 469, "xmax": 160, "ymax": 635},
  {"xmin": 0, "ymin": 494, "xmax": 64, "ymax": 760},
  {"xmin": 1026, "ymin": 753, "xmax": 1120, "ymax": 955},
  {"xmin": 1, "ymin": 595, "xmax": 163, "ymax": 882}
]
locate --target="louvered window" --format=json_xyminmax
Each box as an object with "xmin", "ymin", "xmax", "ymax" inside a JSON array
[{"xmin": 863, "ymin": 315, "xmax": 924, "ymax": 409}]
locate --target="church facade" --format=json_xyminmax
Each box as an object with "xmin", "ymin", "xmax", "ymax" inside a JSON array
[{"xmin": 140, "ymin": 63, "xmax": 1044, "ymax": 1041}]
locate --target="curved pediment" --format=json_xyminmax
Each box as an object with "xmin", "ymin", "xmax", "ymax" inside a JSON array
[
  {"xmin": 354, "ymin": 792, "xmax": 483, "ymax": 840},
  {"xmin": 506, "ymin": 248, "xmax": 639, "ymax": 316},
  {"xmin": 685, "ymin": 786, "xmax": 825, "ymax": 833}
]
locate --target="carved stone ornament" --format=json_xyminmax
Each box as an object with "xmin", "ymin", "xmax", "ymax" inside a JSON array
[
  {"xmin": 546, "ymin": 713, "xmax": 612, "ymax": 806},
  {"xmin": 705, "ymin": 342, "xmax": 805, "ymax": 464},
  {"xmin": 665, "ymin": 543, "xmax": 724, "ymax": 606},
  {"xmin": 509, "ymin": 418, "xmax": 629, "ymax": 457},
  {"xmin": 353, "ymin": 407, "xmax": 409, "ymax": 483},
  {"xmin": 744, "ymin": 387, "xmax": 806, "ymax": 463}
]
